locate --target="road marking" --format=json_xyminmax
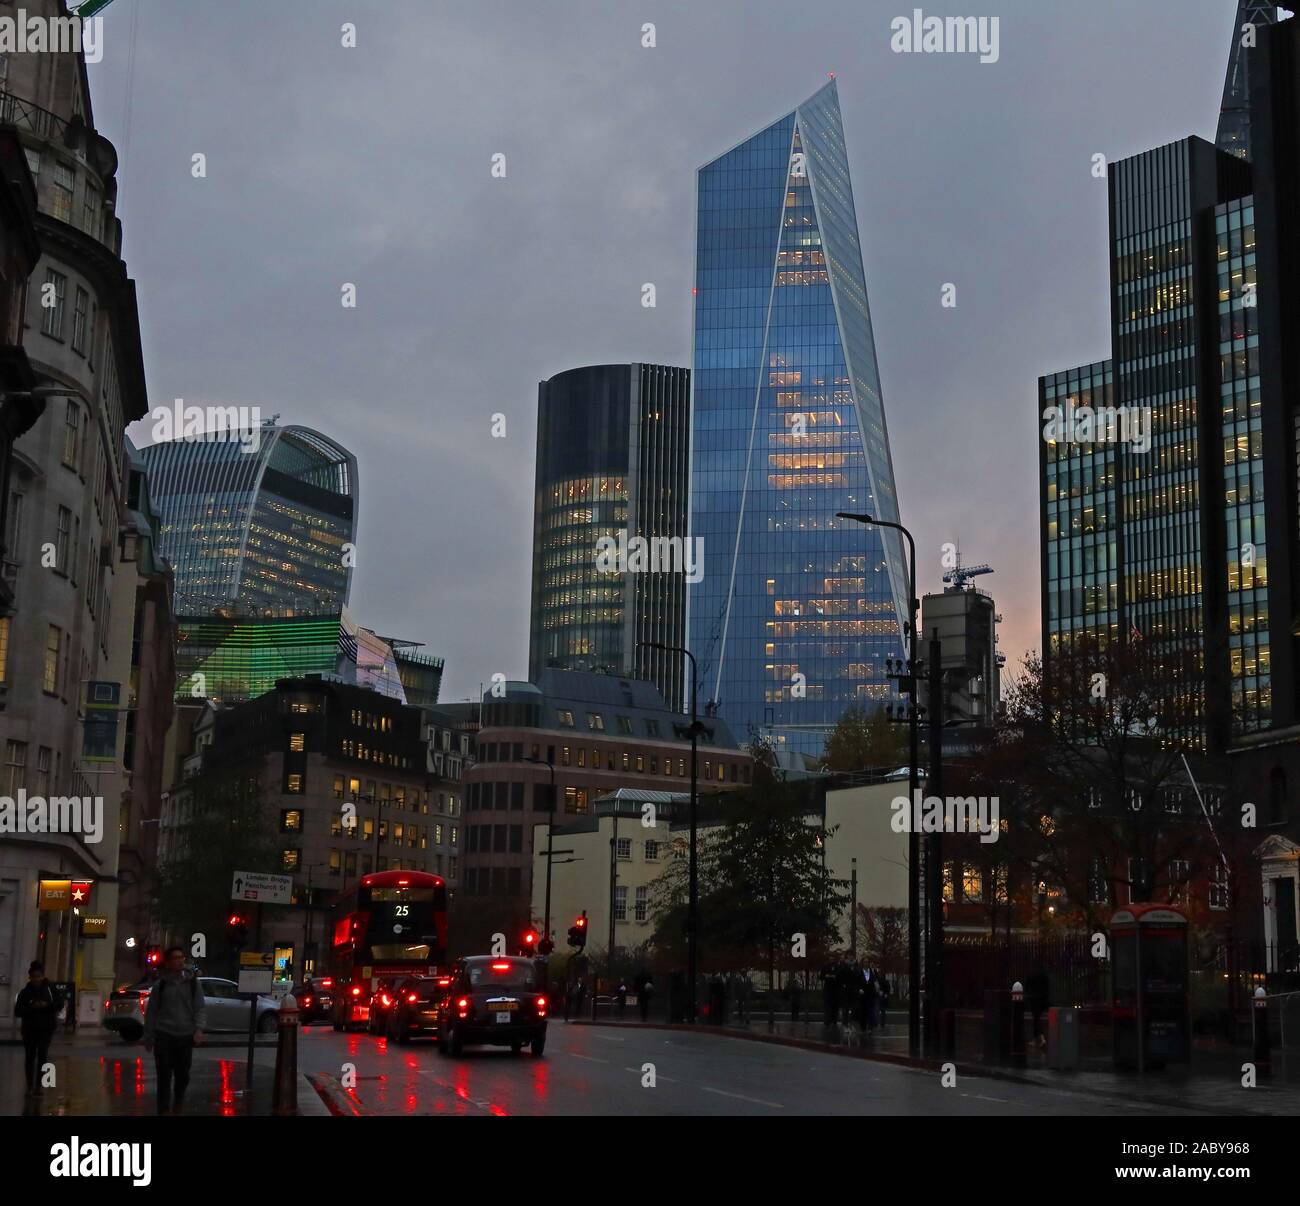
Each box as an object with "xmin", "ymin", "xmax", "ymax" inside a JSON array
[
  {"xmin": 624, "ymin": 1066, "xmax": 678, "ymax": 1082},
  {"xmin": 567, "ymin": 1052, "xmax": 609, "ymax": 1064},
  {"xmin": 701, "ymin": 1086, "xmax": 784, "ymax": 1109},
  {"xmin": 592, "ymin": 1034, "xmax": 626, "ymax": 1043},
  {"xmin": 961, "ymin": 1093, "xmax": 1009, "ymax": 1104}
]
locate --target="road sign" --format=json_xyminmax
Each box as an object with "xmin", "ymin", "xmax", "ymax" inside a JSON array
[
  {"xmin": 231, "ymin": 870, "xmax": 293, "ymax": 905},
  {"xmin": 238, "ymin": 968, "xmax": 273, "ymax": 994},
  {"xmin": 239, "ymin": 950, "xmax": 274, "ymax": 968}
]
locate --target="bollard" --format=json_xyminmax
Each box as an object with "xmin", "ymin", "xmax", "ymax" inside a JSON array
[
  {"xmin": 1252, "ymin": 987, "xmax": 1270, "ymax": 1073},
  {"xmin": 1010, "ymin": 980, "xmax": 1025, "ymax": 1057},
  {"xmin": 272, "ymin": 994, "xmax": 299, "ymax": 1116}
]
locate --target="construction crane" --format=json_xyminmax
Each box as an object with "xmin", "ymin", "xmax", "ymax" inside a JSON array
[{"xmin": 942, "ymin": 554, "xmax": 994, "ymax": 592}]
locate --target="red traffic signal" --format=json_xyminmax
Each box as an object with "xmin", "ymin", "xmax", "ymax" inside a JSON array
[
  {"xmin": 567, "ymin": 912, "xmax": 588, "ymax": 950},
  {"xmin": 521, "ymin": 929, "xmax": 538, "ymax": 951}
]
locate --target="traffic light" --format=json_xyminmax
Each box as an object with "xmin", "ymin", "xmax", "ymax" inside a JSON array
[
  {"xmin": 520, "ymin": 929, "xmax": 538, "ymax": 956},
  {"xmin": 538, "ymin": 937, "xmax": 555, "ymax": 956},
  {"xmin": 567, "ymin": 912, "xmax": 588, "ymax": 950},
  {"xmin": 227, "ymin": 912, "xmax": 249, "ymax": 954}
]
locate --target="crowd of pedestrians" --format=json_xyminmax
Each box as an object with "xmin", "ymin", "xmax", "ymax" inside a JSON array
[{"xmin": 819, "ymin": 958, "xmax": 892, "ymax": 1033}]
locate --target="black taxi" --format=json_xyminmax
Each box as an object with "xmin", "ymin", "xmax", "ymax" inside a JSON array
[{"xmin": 436, "ymin": 956, "xmax": 548, "ymax": 1057}]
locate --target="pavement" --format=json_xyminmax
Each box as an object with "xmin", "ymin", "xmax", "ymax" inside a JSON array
[{"xmin": 1, "ymin": 1030, "xmax": 330, "ymax": 1117}]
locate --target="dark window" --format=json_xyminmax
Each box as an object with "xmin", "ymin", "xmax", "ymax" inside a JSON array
[
  {"xmin": 511, "ymin": 781, "xmax": 524, "ymax": 810},
  {"xmin": 507, "ymin": 867, "xmax": 522, "ymax": 896},
  {"xmin": 493, "ymin": 824, "xmax": 507, "ymax": 853},
  {"xmin": 509, "ymin": 825, "xmax": 522, "ymax": 853}
]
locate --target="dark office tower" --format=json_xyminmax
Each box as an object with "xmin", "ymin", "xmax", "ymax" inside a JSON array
[
  {"xmin": 1249, "ymin": 16, "xmax": 1300, "ymax": 737},
  {"xmin": 689, "ymin": 80, "xmax": 908, "ymax": 756},
  {"xmin": 529, "ymin": 364, "xmax": 690, "ymax": 712},
  {"xmin": 1038, "ymin": 361, "xmax": 1119, "ymax": 655},
  {"xmin": 1110, "ymin": 140, "xmax": 1252, "ymax": 748},
  {"xmin": 1217, "ymin": 2, "xmax": 1279, "ymax": 160}
]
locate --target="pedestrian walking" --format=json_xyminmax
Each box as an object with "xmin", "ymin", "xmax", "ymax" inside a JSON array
[
  {"xmin": 820, "ymin": 962, "xmax": 838, "ymax": 1025},
  {"xmin": 614, "ymin": 979, "xmax": 628, "ymax": 1018},
  {"xmin": 788, "ymin": 976, "xmax": 803, "ymax": 1026},
  {"xmin": 638, "ymin": 977, "xmax": 654, "ymax": 1022},
  {"xmin": 143, "ymin": 946, "xmax": 207, "ymax": 1115},
  {"xmin": 737, "ymin": 974, "xmax": 753, "ymax": 1024},
  {"xmin": 14, "ymin": 961, "xmax": 64, "ymax": 1096},
  {"xmin": 573, "ymin": 977, "xmax": 587, "ymax": 1018},
  {"xmin": 876, "ymin": 972, "xmax": 891, "ymax": 1030},
  {"xmin": 856, "ymin": 963, "xmax": 876, "ymax": 1033}
]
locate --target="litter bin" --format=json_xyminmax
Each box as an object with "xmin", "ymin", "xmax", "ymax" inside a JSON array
[{"xmin": 1048, "ymin": 1006, "xmax": 1079, "ymax": 1070}]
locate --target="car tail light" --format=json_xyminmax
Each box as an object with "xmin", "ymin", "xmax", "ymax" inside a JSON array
[
  {"xmin": 351, "ymin": 986, "xmax": 362, "ymax": 997},
  {"xmin": 537, "ymin": 996, "xmax": 547, "ymax": 1012},
  {"xmin": 490, "ymin": 961, "xmax": 511, "ymax": 971},
  {"xmin": 304, "ymin": 996, "xmax": 312, "ymax": 1006},
  {"xmin": 380, "ymin": 993, "xmax": 392, "ymax": 1007},
  {"xmin": 103, "ymin": 999, "xmax": 110, "ymax": 1010},
  {"xmin": 407, "ymin": 993, "xmax": 418, "ymax": 1003},
  {"xmin": 139, "ymin": 991, "xmax": 149, "ymax": 1014},
  {"xmin": 320, "ymin": 978, "xmax": 333, "ymax": 988},
  {"xmin": 457, "ymin": 995, "xmax": 469, "ymax": 1019}
]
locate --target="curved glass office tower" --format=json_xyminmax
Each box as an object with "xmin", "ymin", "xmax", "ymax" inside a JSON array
[
  {"xmin": 139, "ymin": 423, "xmax": 357, "ymax": 617},
  {"xmin": 689, "ymin": 80, "xmax": 908, "ymax": 755},
  {"xmin": 529, "ymin": 364, "xmax": 690, "ymax": 711}
]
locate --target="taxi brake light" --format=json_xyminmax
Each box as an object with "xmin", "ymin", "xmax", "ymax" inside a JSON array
[
  {"xmin": 408, "ymin": 993, "xmax": 418, "ymax": 1003},
  {"xmin": 351, "ymin": 986, "xmax": 362, "ymax": 997},
  {"xmin": 490, "ymin": 961, "xmax": 512, "ymax": 971}
]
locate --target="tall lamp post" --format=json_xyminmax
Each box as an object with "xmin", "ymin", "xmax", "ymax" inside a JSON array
[
  {"xmin": 837, "ymin": 511, "xmax": 921, "ymax": 1057},
  {"xmin": 637, "ymin": 639, "xmax": 704, "ymax": 1024},
  {"xmin": 525, "ymin": 755, "xmax": 557, "ymax": 946}
]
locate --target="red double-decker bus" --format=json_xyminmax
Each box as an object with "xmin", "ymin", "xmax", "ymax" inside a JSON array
[{"xmin": 327, "ymin": 870, "xmax": 449, "ymax": 1031}]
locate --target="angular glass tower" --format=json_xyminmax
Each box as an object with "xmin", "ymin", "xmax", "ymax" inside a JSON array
[
  {"xmin": 689, "ymin": 80, "xmax": 908, "ymax": 755},
  {"xmin": 1217, "ymin": 1, "xmax": 1278, "ymax": 161}
]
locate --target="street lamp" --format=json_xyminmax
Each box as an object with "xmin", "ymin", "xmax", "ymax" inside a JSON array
[
  {"xmin": 637, "ymin": 639, "xmax": 704, "ymax": 1025},
  {"xmin": 837, "ymin": 510, "xmax": 922, "ymax": 1057},
  {"xmin": 525, "ymin": 755, "xmax": 557, "ymax": 946}
]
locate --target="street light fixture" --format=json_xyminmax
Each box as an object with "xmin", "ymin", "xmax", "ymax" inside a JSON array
[
  {"xmin": 837, "ymin": 510, "xmax": 922, "ymax": 1057},
  {"xmin": 636, "ymin": 639, "xmax": 704, "ymax": 1025}
]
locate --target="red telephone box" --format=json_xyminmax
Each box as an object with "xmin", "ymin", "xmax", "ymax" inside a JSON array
[{"xmin": 1111, "ymin": 904, "xmax": 1190, "ymax": 1071}]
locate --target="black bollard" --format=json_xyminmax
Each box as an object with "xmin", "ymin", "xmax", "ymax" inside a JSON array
[{"xmin": 1252, "ymin": 987, "xmax": 1270, "ymax": 1073}]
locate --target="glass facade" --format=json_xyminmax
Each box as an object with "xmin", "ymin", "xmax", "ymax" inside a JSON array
[
  {"xmin": 1040, "ymin": 362, "xmax": 1118, "ymax": 652},
  {"xmin": 1217, "ymin": 2, "xmax": 1279, "ymax": 162},
  {"xmin": 1216, "ymin": 196, "xmax": 1269, "ymax": 732},
  {"xmin": 689, "ymin": 80, "xmax": 907, "ymax": 755},
  {"xmin": 529, "ymin": 364, "xmax": 689, "ymax": 711},
  {"xmin": 139, "ymin": 424, "xmax": 356, "ymax": 618}
]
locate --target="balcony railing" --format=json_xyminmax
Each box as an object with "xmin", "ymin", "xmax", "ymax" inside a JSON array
[{"xmin": 0, "ymin": 90, "xmax": 70, "ymax": 142}]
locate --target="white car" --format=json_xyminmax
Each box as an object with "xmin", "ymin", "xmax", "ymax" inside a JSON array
[{"xmin": 102, "ymin": 975, "xmax": 279, "ymax": 1042}]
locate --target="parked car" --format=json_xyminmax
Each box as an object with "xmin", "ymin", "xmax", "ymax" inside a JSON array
[
  {"xmin": 437, "ymin": 956, "xmax": 548, "ymax": 1057},
  {"xmin": 101, "ymin": 975, "xmax": 279, "ymax": 1042},
  {"xmin": 387, "ymin": 975, "xmax": 453, "ymax": 1044}
]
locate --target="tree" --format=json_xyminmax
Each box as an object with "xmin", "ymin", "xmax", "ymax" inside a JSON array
[
  {"xmin": 651, "ymin": 741, "xmax": 849, "ymax": 988},
  {"xmin": 821, "ymin": 704, "xmax": 906, "ymax": 772},
  {"xmin": 151, "ymin": 764, "xmax": 280, "ymax": 965}
]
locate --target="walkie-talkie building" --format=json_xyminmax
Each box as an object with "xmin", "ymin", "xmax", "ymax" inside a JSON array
[
  {"xmin": 688, "ymin": 79, "xmax": 908, "ymax": 755},
  {"xmin": 139, "ymin": 423, "xmax": 357, "ymax": 618}
]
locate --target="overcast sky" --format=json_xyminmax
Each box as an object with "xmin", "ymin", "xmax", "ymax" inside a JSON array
[{"xmin": 94, "ymin": 0, "xmax": 1245, "ymax": 705}]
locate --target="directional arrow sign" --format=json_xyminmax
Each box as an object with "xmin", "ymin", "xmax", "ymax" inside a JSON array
[{"xmin": 230, "ymin": 870, "xmax": 293, "ymax": 906}]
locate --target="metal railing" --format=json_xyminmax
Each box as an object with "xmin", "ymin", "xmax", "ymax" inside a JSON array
[{"xmin": 0, "ymin": 89, "xmax": 70, "ymax": 142}]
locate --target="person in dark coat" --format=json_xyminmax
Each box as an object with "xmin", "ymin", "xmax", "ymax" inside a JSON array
[
  {"xmin": 614, "ymin": 980, "xmax": 629, "ymax": 1018},
  {"xmin": 14, "ymin": 961, "xmax": 64, "ymax": 1095},
  {"xmin": 819, "ymin": 962, "xmax": 838, "ymax": 1024},
  {"xmin": 638, "ymin": 977, "xmax": 654, "ymax": 1022}
]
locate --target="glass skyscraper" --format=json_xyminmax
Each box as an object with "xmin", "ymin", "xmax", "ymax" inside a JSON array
[
  {"xmin": 139, "ymin": 423, "xmax": 357, "ymax": 618},
  {"xmin": 689, "ymin": 80, "xmax": 908, "ymax": 755},
  {"xmin": 529, "ymin": 363, "xmax": 690, "ymax": 712}
]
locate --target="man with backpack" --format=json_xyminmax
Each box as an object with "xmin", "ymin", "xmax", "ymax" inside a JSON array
[
  {"xmin": 14, "ymin": 961, "xmax": 64, "ymax": 1096},
  {"xmin": 143, "ymin": 947, "xmax": 207, "ymax": 1115}
]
